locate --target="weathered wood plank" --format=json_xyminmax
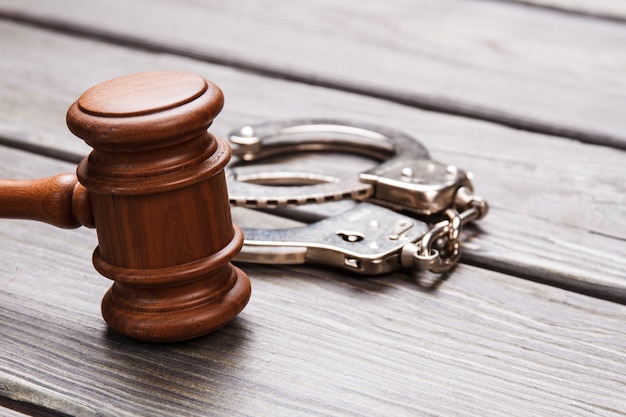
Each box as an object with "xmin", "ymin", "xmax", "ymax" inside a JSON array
[
  {"xmin": 0, "ymin": 21, "xmax": 624, "ymax": 300},
  {"xmin": 2, "ymin": 148, "xmax": 626, "ymax": 417},
  {"xmin": 1, "ymin": 0, "xmax": 625, "ymax": 148}
]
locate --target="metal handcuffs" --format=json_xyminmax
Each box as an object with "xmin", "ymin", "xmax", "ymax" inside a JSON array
[{"xmin": 225, "ymin": 119, "xmax": 488, "ymax": 276}]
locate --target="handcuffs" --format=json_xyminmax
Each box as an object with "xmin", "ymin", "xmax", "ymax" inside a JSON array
[{"xmin": 225, "ymin": 119, "xmax": 488, "ymax": 276}]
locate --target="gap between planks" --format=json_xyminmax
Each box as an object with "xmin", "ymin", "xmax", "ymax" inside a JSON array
[
  {"xmin": 0, "ymin": 10, "xmax": 624, "ymax": 152},
  {"xmin": 0, "ymin": 394, "xmax": 68, "ymax": 417},
  {"xmin": 1, "ymin": 198, "xmax": 626, "ymax": 417},
  {"xmin": 1, "ymin": 143, "xmax": 625, "ymax": 305},
  {"xmin": 489, "ymin": 0, "xmax": 626, "ymax": 23},
  {"xmin": 0, "ymin": 21, "xmax": 624, "ymax": 302}
]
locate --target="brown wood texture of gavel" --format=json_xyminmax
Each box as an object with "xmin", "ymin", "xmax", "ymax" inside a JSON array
[{"xmin": 0, "ymin": 71, "xmax": 251, "ymax": 342}]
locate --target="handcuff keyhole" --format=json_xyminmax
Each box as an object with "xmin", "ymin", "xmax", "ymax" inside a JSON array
[{"xmin": 337, "ymin": 231, "xmax": 365, "ymax": 243}]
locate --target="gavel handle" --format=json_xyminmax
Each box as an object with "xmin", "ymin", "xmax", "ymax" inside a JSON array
[{"xmin": 0, "ymin": 174, "xmax": 94, "ymax": 229}]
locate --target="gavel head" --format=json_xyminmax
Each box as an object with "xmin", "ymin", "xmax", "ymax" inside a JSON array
[{"xmin": 66, "ymin": 71, "xmax": 251, "ymax": 342}]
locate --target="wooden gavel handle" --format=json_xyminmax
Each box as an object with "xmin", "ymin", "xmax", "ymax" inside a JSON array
[{"xmin": 0, "ymin": 174, "xmax": 94, "ymax": 229}]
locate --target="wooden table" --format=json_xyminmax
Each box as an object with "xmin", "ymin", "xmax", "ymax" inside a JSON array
[{"xmin": 1, "ymin": 1, "xmax": 625, "ymax": 415}]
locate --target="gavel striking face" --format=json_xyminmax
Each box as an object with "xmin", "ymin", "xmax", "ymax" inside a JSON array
[{"xmin": 0, "ymin": 71, "xmax": 251, "ymax": 342}]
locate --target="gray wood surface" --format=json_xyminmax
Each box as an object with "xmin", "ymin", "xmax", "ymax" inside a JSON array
[
  {"xmin": 1, "ymin": 0, "xmax": 625, "ymax": 148},
  {"xmin": 1, "ymin": 1, "xmax": 626, "ymax": 416},
  {"xmin": 2, "ymin": 146, "xmax": 626, "ymax": 417},
  {"xmin": 1, "ymin": 20, "xmax": 625, "ymax": 301}
]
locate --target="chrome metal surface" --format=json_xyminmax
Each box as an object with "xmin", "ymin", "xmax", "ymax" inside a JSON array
[
  {"xmin": 228, "ymin": 119, "xmax": 488, "ymax": 276},
  {"xmin": 238, "ymin": 203, "xmax": 430, "ymax": 275}
]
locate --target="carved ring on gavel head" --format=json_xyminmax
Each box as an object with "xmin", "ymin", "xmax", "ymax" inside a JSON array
[{"xmin": 0, "ymin": 71, "xmax": 251, "ymax": 342}]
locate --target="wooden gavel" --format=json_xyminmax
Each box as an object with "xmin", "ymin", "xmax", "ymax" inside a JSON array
[{"xmin": 0, "ymin": 71, "xmax": 251, "ymax": 342}]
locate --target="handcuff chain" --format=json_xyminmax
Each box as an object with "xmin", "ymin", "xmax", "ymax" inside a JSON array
[
  {"xmin": 403, "ymin": 196, "xmax": 487, "ymax": 274},
  {"xmin": 416, "ymin": 209, "xmax": 462, "ymax": 274}
]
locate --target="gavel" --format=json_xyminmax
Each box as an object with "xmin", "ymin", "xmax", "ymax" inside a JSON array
[{"xmin": 0, "ymin": 71, "xmax": 251, "ymax": 342}]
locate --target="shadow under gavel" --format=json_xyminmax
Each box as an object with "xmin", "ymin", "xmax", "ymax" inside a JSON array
[{"xmin": 0, "ymin": 71, "xmax": 251, "ymax": 342}]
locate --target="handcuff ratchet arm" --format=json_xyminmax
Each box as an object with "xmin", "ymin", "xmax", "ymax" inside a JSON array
[{"xmin": 236, "ymin": 203, "xmax": 430, "ymax": 275}]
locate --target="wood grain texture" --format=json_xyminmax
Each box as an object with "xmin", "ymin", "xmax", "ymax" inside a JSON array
[
  {"xmin": 0, "ymin": 21, "xmax": 624, "ymax": 300},
  {"xmin": 2, "ymin": 147, "xmax": 626, "ymax": 417},
  {"xmin": 0, "ymin": 0, "xmax": 625, "ymax": 148},
  {"xmin": 2, "ymin": 0, "xmax": 626, "ymax": 415},
  {"xmin": 67, "ymin": 71, "xmax": 250, "ymax": 342},
  {"xmin": 0, "ymin": 174, "xmax": 82, "ymax": 228}
]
